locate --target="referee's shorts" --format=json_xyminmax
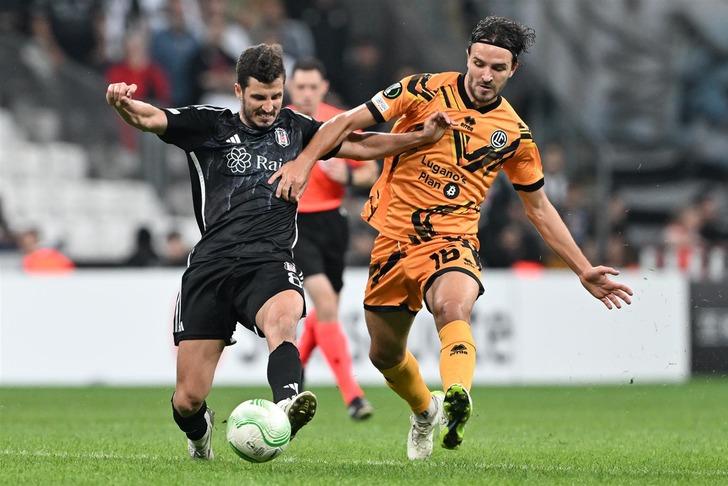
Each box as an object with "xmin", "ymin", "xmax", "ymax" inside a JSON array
[{"xmin": 295, "ymin": 207, "xmax": 350, "ymax": 292}]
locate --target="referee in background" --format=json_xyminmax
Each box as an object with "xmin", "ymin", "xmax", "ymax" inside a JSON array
[{"xmin": 288, "ymin": 58, "xmax": 377, "ymax": 420}]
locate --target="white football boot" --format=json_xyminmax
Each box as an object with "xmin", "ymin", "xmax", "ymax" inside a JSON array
[
  {"xmin": 188, "ymin": 408, "xmax": 214, "ymax": 460},
  {"xmin": 406, "ymin": 391, "xmax": 445, "ymax": 461},
  {"xmin": 278, "ymin": 391, "xmax": 317, "ymax": 439}
]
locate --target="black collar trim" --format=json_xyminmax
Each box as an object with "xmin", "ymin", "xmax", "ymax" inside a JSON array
[{"xmin": 457, "ymin": 74, "xmax": 502, "ymax": 114}]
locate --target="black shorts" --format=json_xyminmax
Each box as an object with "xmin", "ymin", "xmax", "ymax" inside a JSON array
[
  {"xmin": 295, "ymin": 208, "xmax": 350, "ymax": 293},
  {"xmin": 172, "ymin": 258, "xmax": 305, "ymax": 345}
]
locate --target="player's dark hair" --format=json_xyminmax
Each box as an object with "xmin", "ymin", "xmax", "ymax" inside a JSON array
[
  {"xmin": 236, "ymin": 43, "xmax": 285, "ymax": 87},
  {"xmin": 291, "ymin": 58, "xmax": 327, "ymax": 79},
  {"xmin": 468, "ymin": 16, "xmax": 535, "ymax": 63}
]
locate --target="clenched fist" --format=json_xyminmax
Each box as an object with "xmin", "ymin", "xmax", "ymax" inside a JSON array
[{"xmin": 106, "ymin": 83, "xmax": 138, "ymax": 108}]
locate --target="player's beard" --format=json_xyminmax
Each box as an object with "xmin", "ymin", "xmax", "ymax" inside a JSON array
[
  {"xmin": 468, "ymin": 77, "xmax": 501, "ymax": 106},
  {"xmin": 242, "ymin": 102, "xmax": 279, "ymax": 130}
]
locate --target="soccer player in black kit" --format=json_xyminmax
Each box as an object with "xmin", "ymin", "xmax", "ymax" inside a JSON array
[{"xmin": 106, "ymin": 44, "xmax": 451, "ymax": 459}]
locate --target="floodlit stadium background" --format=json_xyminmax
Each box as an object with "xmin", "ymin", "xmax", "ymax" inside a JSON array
[{"xmin": 0, "ymin": 0, "xmax": 727, "ymax": 385}]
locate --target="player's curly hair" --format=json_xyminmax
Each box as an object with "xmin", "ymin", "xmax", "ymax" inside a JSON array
[
  {"xmin": 469, "ymin": 16, "xmax": 536, "ymax": 63},
  {"xmin": 236, "ymin": 44, "xmax": 285, "ymax": 87}
]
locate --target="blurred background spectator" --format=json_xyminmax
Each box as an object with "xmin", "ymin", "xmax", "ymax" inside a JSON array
[
  {"xmin": 297, "ymin": 0, "xmax": 350, "ymax": 97},
  {"xmin": 187, "ymin": 0, "xmax": 247, "ymax": 109},
  {"xmin": 106, "ymin": 25, "xmax": 171, "ymax": 150},
  {"xmin": 18, "ymin": 228, "xmax": 75, "ymax": 273},
  {"xmin": 163, "ymin": 230, "xmax": 190, "ymax": 266},
  {"xmin": 250, "ymin": 0, "xmax": 314, "ymax": 64},
  {"xmin": 0, "ymin": 0, "xmax": 725, "ymax": 279},
  {"xmin": 31, "ymin": 0, "xmax": 105, "ymax": 71},
  {"xmin": 0, "ymin": 198, "xmax": 17, "ymax": 251},
  {"xmin": 150, "ymin": 0, "xmax": 200, "ymax": 106},
  {"xmin": 125, "ymin": 226, "xmax": 160, "ymax": 267}
]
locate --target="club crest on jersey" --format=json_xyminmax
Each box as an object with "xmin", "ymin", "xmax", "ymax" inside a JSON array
[
  {"xmin": 226, "ymin": 146, "xmax": 252, "ymax": 174},
  {"xmin": 490, "ymin": 129, "xmax": 508, "ymax": 149},
  {"xmin": 275, "ymin": 128, "xmax": 290, "ymax": 147}
]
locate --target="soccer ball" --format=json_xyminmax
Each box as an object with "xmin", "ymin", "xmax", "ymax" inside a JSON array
[{"xmin": 226, "ymin": 399, "xmax": 291, "ymax": 463}]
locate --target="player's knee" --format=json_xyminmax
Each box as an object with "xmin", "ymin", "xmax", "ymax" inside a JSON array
[
  {"xmin": 431, "ymin": 297, "xmax": 470, "ymax": 326},
  {"xmin": 369, "ymin": 348, "xmax": 404, "ymax": 371},
  {"xmin": 174, "ymin": 389, "xmax": 206, "ymax": 415},
  {"xmin": 263, "ymin": 311, "xmax": 298, "ymax": 344}
]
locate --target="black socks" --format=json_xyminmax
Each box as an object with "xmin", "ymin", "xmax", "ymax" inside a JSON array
[
  {"xmin": 172, "ymin": 399, "xmax": 208, "ymax": 441},
  {"xmin": 172, "ymin": 341, "xmax": 302, "ymax": 438},
  {"xmin": 267, "ymin": 341, "xmax": 303, "ymax": 403}
]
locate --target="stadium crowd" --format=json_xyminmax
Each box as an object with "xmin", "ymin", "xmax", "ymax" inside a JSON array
[{"xmin": 0, "ymin": 0, "xmax": 725, "ymax": 277}]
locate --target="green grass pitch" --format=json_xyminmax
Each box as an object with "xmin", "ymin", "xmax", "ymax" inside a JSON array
[{"xmin": 2, "ymin": 381, "xmax": 728, "ymax": 485}]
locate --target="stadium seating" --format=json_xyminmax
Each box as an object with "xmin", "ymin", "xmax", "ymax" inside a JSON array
[{"xmin": 0, "ymin": 108, "xmax": 177, "ymax": 262}]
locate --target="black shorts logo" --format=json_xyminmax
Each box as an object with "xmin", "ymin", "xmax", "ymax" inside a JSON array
[
  {"xmin": 383, "ymin": 82, "xmax": 402, "ymax": 99},
  {"xmin": 284, "ymin": 262, "xmax": 303, "ymax": 288},
  {"xmin": 443, "ymin": 182, "xmax": 460, "ymax": 199}
]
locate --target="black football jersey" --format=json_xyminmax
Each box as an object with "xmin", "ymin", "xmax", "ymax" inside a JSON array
[{"xmin": 158, "ymin": 105, "xmax": 333, "ymax": 264}]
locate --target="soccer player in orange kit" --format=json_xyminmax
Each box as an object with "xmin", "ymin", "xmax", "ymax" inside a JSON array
[
  {"xmin": 288, "ymin": 59, "xmax": 377, "ymax": 420},
  {"xmin": 271, "ymin": 17, "xmax": 634, "ymax": 460}
]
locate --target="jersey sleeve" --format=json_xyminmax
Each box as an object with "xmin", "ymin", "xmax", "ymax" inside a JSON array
[
  {"xmin": 364, "ymin": 73, "xmax": 434, "ymax": 123},
  {"xmin": 502, "ymin": 130, "xmax": 545, "ymax": 192},
  {"xmin": 158, "ymin": 105, "xmax": 225, "ymax": 152},
  {"xmin": 293, "ymin": 111, "xmax": 322, "ymax": 148},
  {"xmin": 289, "ymin": 109, "xmax": 342, "ymax": 160}
]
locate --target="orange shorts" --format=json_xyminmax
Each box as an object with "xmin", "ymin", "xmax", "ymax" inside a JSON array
[{"xmin": 364, "ymin": 234, "xmax": 484, "ymax": 314}]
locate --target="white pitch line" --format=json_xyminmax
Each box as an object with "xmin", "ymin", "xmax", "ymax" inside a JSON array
[{"xmin": 2, "ymin": 449, "xmax": 728, "ymax": 478}]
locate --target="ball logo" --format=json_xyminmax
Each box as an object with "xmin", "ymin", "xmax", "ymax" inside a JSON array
[
  {"xmin": 490, "ymin": 129, "xmax": 508, "ymax": 149},
  {"xmin": 274, "ymin": 128, "xmax": 290, "ymax": 147},
  {"xmin": 383, "ymin": 82, "xmax": 402, "ymax": 99},
  {"xmin": 443, "ymin": 182, "xmax": 460, "ymax": 199},
  {"xmin": 226, "ymin": 146, "xmax": 252, "ymax": 174}
]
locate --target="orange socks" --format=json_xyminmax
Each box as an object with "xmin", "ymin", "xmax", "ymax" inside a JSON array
[
  {"xmin": 438, "ymin": 320, "xmax": 476, "ymax": 391},
  {"xmin": 380, "ymin": 350, "xmax": 432, "ymax": 414}
]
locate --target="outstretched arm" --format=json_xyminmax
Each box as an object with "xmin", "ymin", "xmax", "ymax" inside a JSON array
[
  {"xmin": 517, "ymin": 188, "xmax": 634, "ymax": 309},
  {"xmin": 269, "ymin": 109, "xmax": 451, "ymax": 200},
  {"xmin": 336, "ymin": 112, "xmax": 452, "ymax": 161},
  {"xmin": 106, "ymin": 82, "xmax": 167, "ymax": 134},
  {"xmin": 268, "ymin": 104, "xmax": 378, "ymax": 200}
]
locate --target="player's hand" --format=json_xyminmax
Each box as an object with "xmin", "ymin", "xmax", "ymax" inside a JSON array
[
  {"xmin": 268, "ymin": 157, "xmax": 312, "ymax": 202},
  {"xmin": 106, "ymin": 82, "xmax": 138, "ymax": 109},
  {"xmin": 420, "ymin": 111, "xmax": 453, "ymax": 144},
  {"xmin": 319, "ymin": 159, "xmax": 348, "ymax": 184},
  {"xmin": 579, "ymin": 266, "xmax": 634, "ymax": 310}
]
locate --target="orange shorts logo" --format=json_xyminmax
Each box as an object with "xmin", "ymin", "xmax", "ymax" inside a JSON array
[{"xmin": 364, "ymin": 235, "xmax": 483, "ymax": 314}]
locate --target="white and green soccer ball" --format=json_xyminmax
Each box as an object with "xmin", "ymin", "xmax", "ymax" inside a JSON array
[{"xmin": 226, "ymin": 399, "xmax": 291, "ymax": 463}]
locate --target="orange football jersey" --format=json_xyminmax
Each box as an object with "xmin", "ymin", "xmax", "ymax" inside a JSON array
[{"xmin": 362, "ymin": 72, "xmax": 544, "ymax": 243}]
